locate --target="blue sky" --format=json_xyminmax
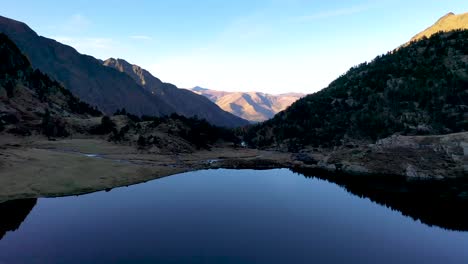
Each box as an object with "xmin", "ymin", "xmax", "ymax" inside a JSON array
[{"xmin": 2, "ymin": 0, "xmax": 468, "ymax": 94}]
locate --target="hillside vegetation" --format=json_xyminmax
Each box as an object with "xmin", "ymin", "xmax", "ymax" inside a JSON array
[
  {"xmin": 245, "ymin": 30, "xmax": 468, "ymax": 149},
  {"xmin": 0, "ymin": 33, "xmax": 240, "ymax": 150},
  {"xmin": 107, "ymin": 111, "xmax": 241, "ymax": 152},
  {"xmin": 0, "ymin": 33, "xmax": 101, "ymax": 137}
]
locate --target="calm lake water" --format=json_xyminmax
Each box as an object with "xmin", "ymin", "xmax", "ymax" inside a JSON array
[{"xmin": 1, "ymin": 169, "xmax": 468, "ymax": 264}]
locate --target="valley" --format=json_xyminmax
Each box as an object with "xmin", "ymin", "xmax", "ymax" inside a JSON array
[
  {"xmin": 0, "ymin": 8, "xmax": 467, "ymax": 264},
  {"xmin": 0, "ymin": 13, "xmax": 467, "ymax": 204}
]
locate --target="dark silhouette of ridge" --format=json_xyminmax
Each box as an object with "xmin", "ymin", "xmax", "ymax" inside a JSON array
[{"xmin": 0, "ymin": 199, "xmax": 37, "ymax": 240}]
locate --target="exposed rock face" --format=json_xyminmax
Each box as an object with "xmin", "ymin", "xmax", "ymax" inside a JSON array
[
  {"xmin": 191, "ymin": 87, "xmax": 304, "ymax": 122},
  {"xmin": 103, "ymin": 59, "xmax": 249, "ymax": 127},
  {"xmin": 292, "ymin": 132, "xmax": 468, "ymax": 179},
  {"xmin": 410, "ymin": 12, "xmax": 468, "ymax": 43}
]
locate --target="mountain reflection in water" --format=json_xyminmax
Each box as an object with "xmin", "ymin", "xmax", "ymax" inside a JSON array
[
  {"xmin": 0, "ymin": 198, "xmax": 37, "ymax": 240},
  {"xmin": 1, "ymin": 168, "xmax": 468, "ymax": 244},
  {"xmin": 293, "ymin": 167, "xmax": 468, "ymax": 231}
]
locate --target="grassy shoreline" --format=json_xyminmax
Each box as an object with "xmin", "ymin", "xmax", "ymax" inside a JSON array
[
  {"xmin": 0, "ymin": 136, "xmax": 291, "ymax": 203},
  {"xmin": 1, "ymin": 132, "xmax": 466, "ymax": 203}
]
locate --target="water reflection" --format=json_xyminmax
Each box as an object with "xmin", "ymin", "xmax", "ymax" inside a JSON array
[
  {"xmin": 292, "ymin": 167, "xmax": 468, "ymax": 231},
  {"xmin": 1, "ymin": 168, "xmax": 468, "ymax": 241},
  {"xmin": 0, "ymin": 198, "xmax": 37, "ymax": 240},
  {"xmin": 1, "ymin": 170, "xmax": 468, "ymax": 264}
]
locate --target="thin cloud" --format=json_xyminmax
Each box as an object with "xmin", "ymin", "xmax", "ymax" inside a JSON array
[
  {"xmin": 298, "ymin": 5, "xmax": 371, "ymax": 21},
  {"xmin": 61, "ymin": 13, "xmax": 91, "ymax": 33},
  {"xmin": 55, "ymin": 36, "xmax": 114, "ymax": 49},
  {"xmin": 214, "ymin": 10, "xmax": 275, "ymax": 44},
  {"xmin": 130, "ymin": 35, "xmax": 152, "ymax": 40},
  {"xmin": 53, "ymin": 36, "xmax": 115, "ymax": 51}
]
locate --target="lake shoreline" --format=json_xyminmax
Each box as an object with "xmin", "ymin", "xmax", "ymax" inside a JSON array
[
  {"xmin": 0, "ymin": 136, "xmax": 291, "ymax": 203},
  {"xmin": 0, "ymin": 133, "xmax": 466, "ymax": 203}
]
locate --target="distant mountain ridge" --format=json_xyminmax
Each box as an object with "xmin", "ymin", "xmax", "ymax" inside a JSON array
[
  {"xmin": 410, "ymin": 12, "xmax": 468, "ymax": 43},
  {"xmin": 103, "ymin": 58, "xmax": 248, "ymax": 127},
  {"xmin": 190, "ymin": 87, "xmax": 304, "ymax": 122},
  {"xmin": 0, "ymin": 15, "xmax": 248, "ymax": 127}
]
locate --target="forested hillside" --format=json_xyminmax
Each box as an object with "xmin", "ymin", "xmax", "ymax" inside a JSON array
[{"xmin": 246, "ymin": 30, "xmax": 468, "ymax": 149}]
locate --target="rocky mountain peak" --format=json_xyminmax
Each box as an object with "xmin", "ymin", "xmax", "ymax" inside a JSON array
[{"xmin": 410, "ymin": 12, "xmax": 468, "ymax": 43}]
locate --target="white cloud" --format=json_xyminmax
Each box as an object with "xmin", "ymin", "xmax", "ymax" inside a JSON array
[
  {"xmin": 219, "ymin": 14, "xmax": 272, "ymax": 41},
  {"xmin": 130, "ymin": 35, "xmax": 152, "ymax": 40}
]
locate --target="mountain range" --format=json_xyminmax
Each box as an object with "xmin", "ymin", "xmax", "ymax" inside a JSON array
[
  {"xmin": 102, "ymin": 58, "xmax": 248, "ymax": 126},
  {"xmin": 1, "ymin": 12, "xmax": 466, "ymax": 130},
  {"xmin": 190, "ymin": 87, "xmax": 304, "ymax": 122},
  {"xmin": 0, "ymin": 15, "xmax": 248, "ymax": 127}
]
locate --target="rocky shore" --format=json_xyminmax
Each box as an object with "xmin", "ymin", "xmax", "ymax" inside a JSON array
[{"xmin": 288, "ymin": 132, "xmax": 468, "ymax": 179}]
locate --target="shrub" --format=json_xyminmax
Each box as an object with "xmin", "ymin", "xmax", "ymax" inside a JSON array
[
  {"xmin": 90, "ymin": 116, "xmax": 116, "ymax": 135},
  {"xmin": 42, "ymin": 109, "xmax": 69, "ymax": 138},
  {"xmin": 137, "ymin": 135, "xmax": 147, "ymax": 147}
]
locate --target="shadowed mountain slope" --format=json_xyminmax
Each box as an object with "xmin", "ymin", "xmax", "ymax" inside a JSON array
[
  {"xmin": 0, "ymin": 15, "xmax": 247, "ymax": 127},
  {"xmin": 0, "ymin": 33, "xmax": 101, "ymax": 136},
  {"xmin": 0, "ymin": 15, "xmax": 176, "ymax": 117},
  {"xmin": 103, "ymin": 58, "xmax": 248, "ymax": 127}
]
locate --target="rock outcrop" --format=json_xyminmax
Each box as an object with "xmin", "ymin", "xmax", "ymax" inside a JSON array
[{"xmin": 292, "ymin": 132, "xmax": 468, "ymax": 179}]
